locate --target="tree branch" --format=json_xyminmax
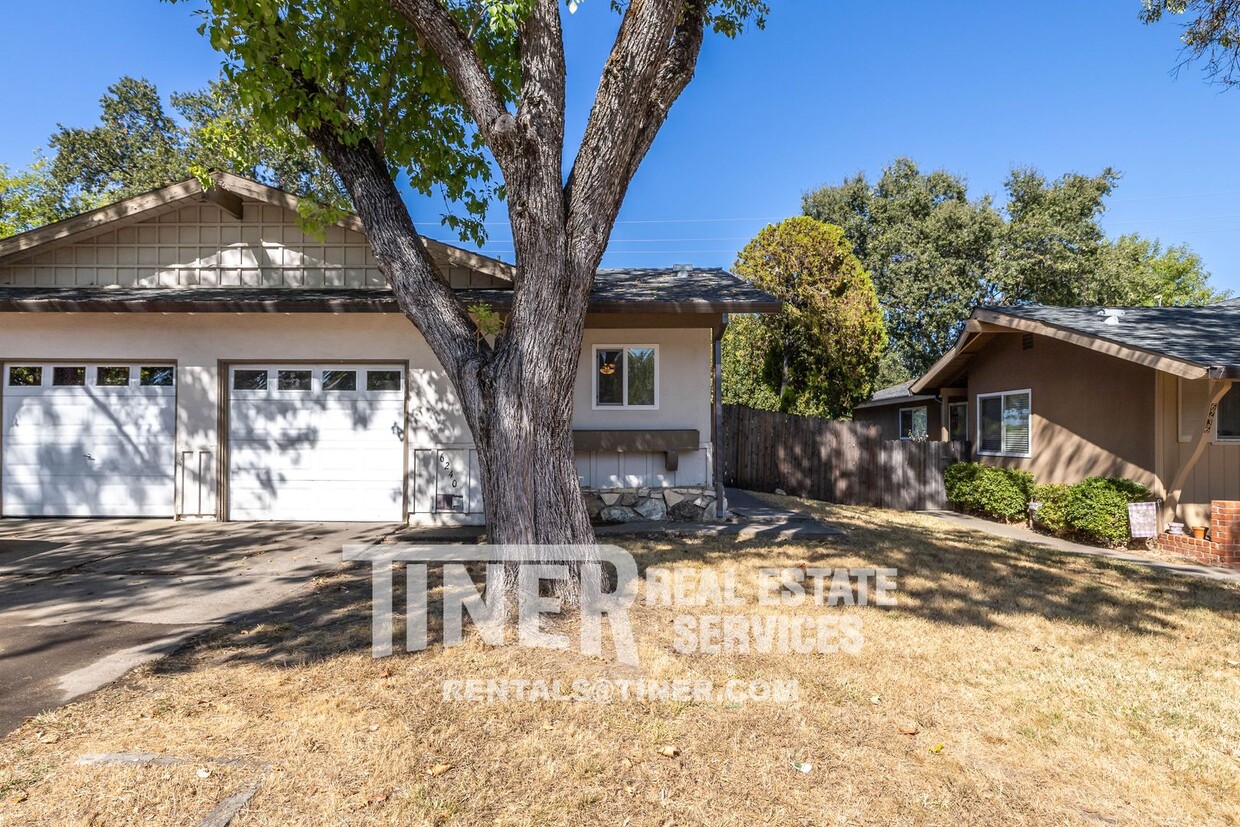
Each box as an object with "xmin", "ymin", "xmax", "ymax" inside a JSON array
[
  {"xmin": 503, "ymin": 0, "xmax": 568, "ymax": 258},
  {"xmin": 615, "ymin": 0, "xmax": 708, "ymax": 204},
  {"xmin": 305, "ymin": 121, "xmax": 489, "ymax": 379},
  {"xmin": 564, "ymin": 0, "xmax": 695, "ymax": 259},
  {"xmin": 386, "ymin": 0, "xmax": 521, "ymax": 165}
]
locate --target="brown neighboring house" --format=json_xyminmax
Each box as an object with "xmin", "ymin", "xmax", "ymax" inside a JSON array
[{"xmin": 855, "ymin": 300, "xmax": 1240, "ymax": 568}]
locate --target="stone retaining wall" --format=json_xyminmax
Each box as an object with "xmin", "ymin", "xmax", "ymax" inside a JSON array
[{"xmin": 583, "ymin": 487, "xmax": 721, "ymax": 523}]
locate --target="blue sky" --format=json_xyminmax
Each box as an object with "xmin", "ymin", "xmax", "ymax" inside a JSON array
[{"xmin": 3, "ymin": 1, "xmax": 1239, "ymax": 292}]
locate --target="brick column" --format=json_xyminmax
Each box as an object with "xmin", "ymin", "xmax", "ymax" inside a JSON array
[
  {"xmin": 1159, "ymin": 500, "xmax": 1240, "ymax": 568},
  {"xmin": 1209, "ymin": 501, "xmax": 1240, "ymax": 568}
]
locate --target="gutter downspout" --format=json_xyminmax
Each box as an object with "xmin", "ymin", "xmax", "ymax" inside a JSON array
[{"xmin": 713, "ymin": 315, "xmax": 729, "ymax": 519}]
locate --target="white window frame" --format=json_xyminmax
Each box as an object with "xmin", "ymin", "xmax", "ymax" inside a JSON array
[
  {"xmin": 591, "ymin": 345, "xmax": 659, "ymax": 411},
  {"xmin": 947, "ymin": 401, "xmax": 969, "ymax": 442},
  {"xmin": 898, "ymin": 406, "xmax": 928, "ymax": 441},
  {"xmin": 976, "ymin": 389, "xmax": 1032, "ymax": 458},
  {"xmin": 228, "ymin": 364, "xmax": 403, "ymax": 398},
  {"xmin": 1213, "ymin": 381, "xmax": 1240, "ymax": 443}
]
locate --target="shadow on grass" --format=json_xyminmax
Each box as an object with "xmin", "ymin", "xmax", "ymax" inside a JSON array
[{"xmin": 150, "ymin": 496, "xmax": 1239, "ymax": 675}]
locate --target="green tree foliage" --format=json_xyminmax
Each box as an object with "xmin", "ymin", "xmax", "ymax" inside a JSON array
[
  {"xmin": 722, "ymin": 217, "xmax": 886, "ymax": 418},
  {"xmin": 1097, "ymin": 234, "xmax": 1222, "ymax": 307},
  {"xmin": 0, "ymin": 158, "xmax": 62, "ymax": 238},
  {"xmin": 803, "ymin": 158, "xmax": 1228, "ymax": 377},
  {"xmin": 1142, "ymin": 1, "xmax": 1240, "ymax": 86},
  {"xmin": 0, "ymin": 74, "xmax": 347, "ymax": 239},
  {"xmin": 992, "ymin": 166, "xmax": 1120, "ymax": 306},
  {"xmin": 802, "ymin": 158, "xmax": 999, "ymax": 379}
]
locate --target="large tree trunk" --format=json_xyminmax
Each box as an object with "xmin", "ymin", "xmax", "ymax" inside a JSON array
[
  {"xmin": 465, "ymin": 262, "xmax": 596, "ymax": 546},
  {"xmin": 304, "ymin": 0, "xmax": 715, "ymax": 549}
]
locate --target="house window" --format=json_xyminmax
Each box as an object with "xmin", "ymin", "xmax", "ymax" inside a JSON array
[
  {"xmin": 1217, "ymin": 385, "xmax": 1240, "ymax": 441},
  {"xmin": 140, "ymin": 367, "xmax": 175, "ymax": 387},
  {"xmin": 7, "ymin": 366, "xmax": 42, "ymax": 386},
  {"xmin": 97, "ymin": 367, "xmax": 131, "ymax": 387},
  {"xmin": 366, "ymin": 370, "xmax": 403, "ymax": 392},
  {"xmin": 277, "ymin": 370, "xmax": 312, "ymax": 391},
  {"xmin": 978, "ymin": 390, "xmax": 1032, "ymax": 457},
  {"xmin": 899, "ymin": 406, "xmax": 928, "ymax": 440},
  {"xmin": 948, "ymin": 402, "xmax": 968, "ymax": 442},
  {"xmin": 593, "ymin": 345, "xmax": 658, "ymax": 409},
  {"xmin": 233, "ymin": 369, "xmax": 268, "ymax": 391},
  {"xmin": 322, "ymin": 370, "xmax": 357, "ymax": 391},
  {"xmin": 52, "ymin": 366, "xmax": 86, "ymax": 386}
]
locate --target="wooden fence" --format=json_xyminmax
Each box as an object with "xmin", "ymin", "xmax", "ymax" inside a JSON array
[{"xmin": 720, "ymin": 405, "xmax": 969, "ymax": 511}]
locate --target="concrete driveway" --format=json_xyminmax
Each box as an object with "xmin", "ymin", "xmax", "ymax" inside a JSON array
[{"xmin": 0, "ymin": 519, "xmax": 397, "ymax": 736}]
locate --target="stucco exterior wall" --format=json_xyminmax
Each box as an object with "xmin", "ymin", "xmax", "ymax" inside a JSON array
[
  {"xmin": 0, "ymin": 313, "xmax": 713, "ymax": 522},
  {"xmin": 965, "ymin": 333, "xmax": 1158, "ymax": 489}
]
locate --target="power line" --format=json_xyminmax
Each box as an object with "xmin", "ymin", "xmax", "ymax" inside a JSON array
[{"xmin": 1109, "ymin": 190, "xmax": 1240, "ymax": 204}]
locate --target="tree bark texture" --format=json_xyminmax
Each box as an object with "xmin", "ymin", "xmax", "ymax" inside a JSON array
[{"xmin": 306, "ymin": 0, "xmax": 710, "ymax": 545}]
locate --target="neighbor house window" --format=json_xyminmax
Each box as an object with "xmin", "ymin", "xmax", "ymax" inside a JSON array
[
  {"xmin": 1217, "ymin": 384, "xmax": 1240, "ymax": 441},
  {"xmin": 593, "ymin": 345, "xmax": 658, "ymax": 409},
  {"xmin": 978, "ymin": 390, "xmax": 1032, "ymax": 457},
  {"xmin": 948, "ymin": 402, "xmax": 968, "ymax": 442},
  {"xmin": 899, "ymin": 406, "xmax": 928, "ymax": 440}
]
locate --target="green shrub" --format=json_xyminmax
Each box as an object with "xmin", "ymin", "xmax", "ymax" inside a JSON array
[
  {"xmin": 1030, "ymin": 483, "xmax": 1072, "ymax": 534},
  {"xmin": 943, "ymin": 462, "xmax": 1034, "ymax": 522},
  {"xmin": 943, "ymin": 462, "xmax": 982, "ymax": 505},
  {"xmin": 1062, "ymin": 476, "xmax": 1151, "ymax": 547}
]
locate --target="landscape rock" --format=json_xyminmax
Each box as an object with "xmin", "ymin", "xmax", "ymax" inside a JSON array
[
  {"xmin": 634, "ymin": 497, "xmax": 668, "ymax": 521},
  {"xmin": 599, "ymin": 506, "xmax": 643, "ymax": 523}
]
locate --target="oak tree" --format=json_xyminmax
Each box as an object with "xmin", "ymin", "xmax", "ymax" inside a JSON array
[{"xmin": 178, "ymin": 0, "xmax": 766, "ymax": 545}]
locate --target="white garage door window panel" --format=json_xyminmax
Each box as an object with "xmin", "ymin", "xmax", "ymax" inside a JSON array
[
  {"xmin": 2, "ymin": 364, "xmax": 176, "ymax": 517},
  {"xmin": 227, "ymin": 365, "xmax": 406, "ymax": 521}
]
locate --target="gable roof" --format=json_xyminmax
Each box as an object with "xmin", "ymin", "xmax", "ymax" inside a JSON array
[
  {"xmin": 0, "ymin": 172, "xmax": 515, "ymax": 283},
  {"xmin": 0, "ymin": 173, "xmax": 780, "ymax": 315},
  {"xmin": 912, "ymin": 302, "xmax": 1240, "ymax": 393},
  {"xmin": 854, "ymin": 380, "xmax": 937, "ymax": 410},
  {"xmin": 0, "ymin": 268, "xmax": 779, "ymax": 315}
]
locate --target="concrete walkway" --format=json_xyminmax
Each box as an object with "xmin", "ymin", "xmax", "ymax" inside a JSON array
[
  {"xmin": 926, "ymin": 510, "xmax": 1240, "ymax": 584},
  {"xmin": 392, "ymin": 489, "xmax": 845, "ymax": 544}
]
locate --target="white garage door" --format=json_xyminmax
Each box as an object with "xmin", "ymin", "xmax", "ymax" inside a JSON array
[
  {"xmin": 227, "ymin": 364, "xmax": 406, "ymax": 521},
  {"xmin": 2, "ymin": 363, "xmax": 176, "ymax": 517}
]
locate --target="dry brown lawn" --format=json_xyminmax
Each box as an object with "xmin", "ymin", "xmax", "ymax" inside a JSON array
[{"xmin": 2, "ymin": 495, "xmax": 1238, "ymax": 826}]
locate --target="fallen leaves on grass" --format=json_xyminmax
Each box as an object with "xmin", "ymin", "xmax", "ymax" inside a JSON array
[
  {"xmin": 658, "ymin": 745, "xmax": 680, "ymax": 758},
  {"xmin": 426, "ymin": 763, "xmax": 452, "ymax": 777}
]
